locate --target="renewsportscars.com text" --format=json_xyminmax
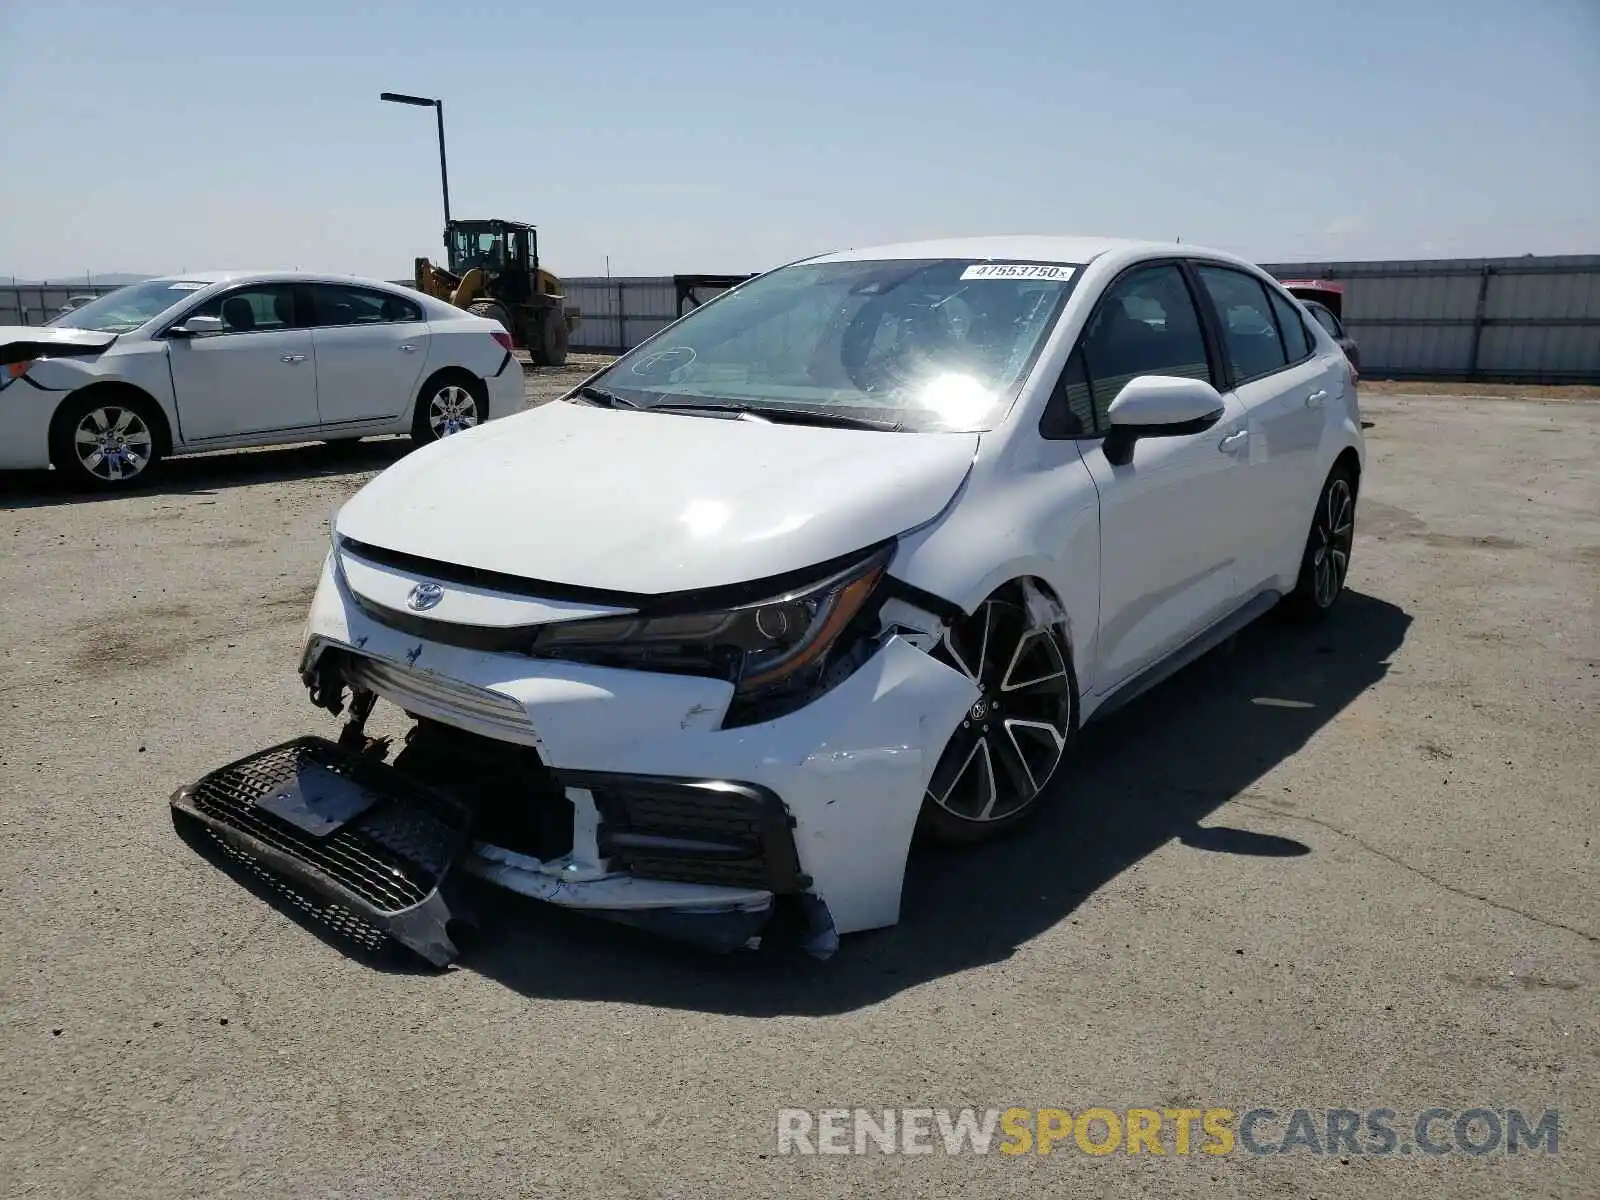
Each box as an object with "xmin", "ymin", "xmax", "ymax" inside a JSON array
[{"xmin": 776, "ymin": 1106, "xmax": 1560, "ymax": 1157}]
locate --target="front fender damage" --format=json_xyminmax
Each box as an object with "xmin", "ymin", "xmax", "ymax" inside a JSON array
[{"xmin": 178, "ymin": 561, "xmax": 980, "ymax": 967}]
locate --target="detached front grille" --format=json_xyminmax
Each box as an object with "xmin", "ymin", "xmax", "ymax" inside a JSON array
[
  {"xmin": 171, "ymin": 737, "xmax": 472, "ymax": 966},
  {"xmin": 573, "ymin": 773, "xmax": 807, "ymax": 894},
  {"xmin": 336, "ymin": 650, "xmax": 537, "ymax": 746}
]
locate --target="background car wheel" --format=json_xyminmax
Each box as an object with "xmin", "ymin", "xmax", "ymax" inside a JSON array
[
  {"xmin": 49, "ymin": 391, "xmax": 164, "ymax": 490},
  {"xmin": 411, "ymin": 372, "xmax": 487, "ymax": 445},
  {"xmin": 917, "ymin": 584, "xmax": 1078, "ymax": 845},
  {"xmin": 1285, "ymin": 464, "xmax": 1357, "ymax": 620}
]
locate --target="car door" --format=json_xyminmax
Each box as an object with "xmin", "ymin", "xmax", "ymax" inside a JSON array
[
  {"xmin": 1063, "ymin": 261, "xmax": 1251, "ymax": 694},
  {"xmin": 1192, "ymin": 264, "xmax": 1340, "ymax": 593},
  {"xmin": 163, "ymin": 283, "xmax": 319, "ymax": 441},
  {"xmin": 305, "ymin": 283, "xmax": 432, "ymax": 429}
]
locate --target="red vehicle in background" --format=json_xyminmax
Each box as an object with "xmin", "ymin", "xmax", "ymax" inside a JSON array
[{"xmin": 1283, "ymin": 280, "xmax": 1360, "ymax": 380}]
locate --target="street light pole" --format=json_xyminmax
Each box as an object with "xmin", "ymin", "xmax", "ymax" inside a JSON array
[
  {"xmin": 380, "ymin": 92, "xmax": 451, "ymax": 249},
  {"xmin": 433, "ymin": 98, "xmax": 451, "ymax": 230}
]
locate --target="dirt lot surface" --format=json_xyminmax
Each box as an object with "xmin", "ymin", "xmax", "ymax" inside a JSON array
[
  {"xmin": 1, "ymin": 384, "xmax": 1595, "ymax": 1198},
  {"xmin": 1360, "ymin": 378, "xmax": 1600, "ymax": 401}
]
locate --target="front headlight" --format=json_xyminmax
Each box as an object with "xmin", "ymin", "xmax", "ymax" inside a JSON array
[{"xmin": 530, "ymin": 544, "xmax": 893, "ymax": 716}]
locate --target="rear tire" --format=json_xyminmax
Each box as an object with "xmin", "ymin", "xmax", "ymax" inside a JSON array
[
  {"xmin": 1284, "ymin": 464, "xmax": 1357, "ymax": 620},
  {"xmin": 49, "ymin": 390, "xmax": 164, "ymax": 490},
  {"xmin": 411, "ymin": 371, "xmax": 487, "ymax": 446},
  {"xmin": 535, "ymin": 311, "xmax": 569, "ymax": 367}
]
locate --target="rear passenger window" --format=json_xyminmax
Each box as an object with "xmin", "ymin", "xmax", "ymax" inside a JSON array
[
  {"xmin": 307, "ymin": 284, "xmax": 423, "ymax": 327},
  {"xmin": 1195, "ymin": 266, "xmax": 1288, "ymax": 383},
  {"xmin": 1268, "ymin": 289, "xmax": 1312, "ymax": 361},
  {"xmin": 1309, "ymin": 304, "xmax": 1342, "ymax": 338}
]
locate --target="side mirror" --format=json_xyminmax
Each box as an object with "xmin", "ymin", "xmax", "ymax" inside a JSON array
[
  {"xmin": 167, "ymin": 315, "xmax": 225, "ymax": 338},
  {"xmin": 1102, "ymin": 375, "xmax": 1225, "ymax": 466}
]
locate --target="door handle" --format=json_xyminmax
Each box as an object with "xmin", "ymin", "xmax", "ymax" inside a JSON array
[
  {"xmin": 281, "ymin": 354, "xmax": 307, "ymax": 364},
  {"xmin": 398, "ymin": 344, "xmax": 418, "ymax": 353},
  {"xmin": 1218, "ymin": 429, "xmax": 1249, "ymax": 453},
  {"xmin": 1305, "ymin": 389, "xmax": 1328, "ymax": 409}
]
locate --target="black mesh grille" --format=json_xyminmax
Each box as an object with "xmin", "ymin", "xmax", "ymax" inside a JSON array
[
  {"xmin": 582, "ymin": 776, "xmax": 805, "ymax": 894},
  {"xmin": 184, "ymin": 738, "xmax": 467, "ymax": 915},
  {"xmin": 196, "ymin": 825, "xmax": 391, "ymax": 954}
]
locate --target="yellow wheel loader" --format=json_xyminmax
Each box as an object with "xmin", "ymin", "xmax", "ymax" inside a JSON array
[{"xmin": 415, "ymin": 219, "xmax": 581, "ymax": 366}]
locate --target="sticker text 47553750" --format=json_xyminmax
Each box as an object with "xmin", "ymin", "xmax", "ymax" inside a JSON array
[{"xmin": 960, "ymin": 264, "xmax": 1076, "ymax": 282}]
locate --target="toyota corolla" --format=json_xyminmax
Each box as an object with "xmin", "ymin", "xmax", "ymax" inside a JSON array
[{"xmin": 173, "ymin": 236, "xmax": 1364, "ymax": 964}]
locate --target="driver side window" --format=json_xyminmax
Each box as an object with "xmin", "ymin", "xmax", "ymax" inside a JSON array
[
  {"xmin": 1041, "ymin": 263, "xmax": 1212, "ymax": 438},
  {"xmin": 187, "ymin": 284, "xmax": 302, "ymax": 334}
]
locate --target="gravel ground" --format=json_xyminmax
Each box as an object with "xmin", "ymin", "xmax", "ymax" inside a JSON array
[{"xmin": 0, "ymin": 384, "xmax": 1595, "ymax": 1198}]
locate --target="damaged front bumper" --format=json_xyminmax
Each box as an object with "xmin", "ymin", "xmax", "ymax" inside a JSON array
[{"xmin": 176, "ymin": 551, "xmax": 979, "ymax": 964}]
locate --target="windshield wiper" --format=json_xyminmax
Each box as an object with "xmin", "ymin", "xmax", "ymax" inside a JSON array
[
  {"xmin": 651, "ymin": 401, "xmax": 901, "ymax": 432},
  {"xmin": 573, "ymin": 384, "xmax": 643, "ymax": 409}
]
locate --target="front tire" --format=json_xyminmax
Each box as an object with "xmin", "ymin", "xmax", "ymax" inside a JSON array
[
  {"xmin": 411, "ymin": 372, "xmax": 486, "ymax": 445},
  {"xmin": 1285, "ymin": 465, "xmax": 1357, "ymax": 620},
  {"xmin": 917, "ymin": 586, "xmax": 1078, "ymax": 845},
  {"xmin": 50, "ymin": 391, "xmax": 163, "ymax": 489}
]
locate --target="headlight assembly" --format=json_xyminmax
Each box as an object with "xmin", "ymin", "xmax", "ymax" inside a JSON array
[{"xmin": 529, "ymin": 544, "xmax": 894, "ymax": 722}]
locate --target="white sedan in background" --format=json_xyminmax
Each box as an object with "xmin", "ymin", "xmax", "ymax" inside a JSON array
[
  {"xmin": 177, "ymin": 235, "xmax": 1364, "ymax": 964},
  {"xmin": 0, "ymin": 271, "xmax": 523, "ymax": 488}
]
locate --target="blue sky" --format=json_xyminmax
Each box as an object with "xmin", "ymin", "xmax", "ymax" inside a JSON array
[{"xmin": 2, "ymin": 0, "xmax": 1596, "ymax": 281}]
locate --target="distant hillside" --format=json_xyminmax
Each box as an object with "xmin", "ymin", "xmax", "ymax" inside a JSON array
[{"xmin": 5, "ymin": 273, "xmax": 152, "ymax": 287}]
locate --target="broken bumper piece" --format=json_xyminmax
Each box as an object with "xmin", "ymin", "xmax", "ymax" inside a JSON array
[
  {"xmin": 170, "ymin": 736, "xmax": 820, "ymax": 965},
  {"xmin": 170, "ymin": 736, "xmax": 471, "ymax": 966}
]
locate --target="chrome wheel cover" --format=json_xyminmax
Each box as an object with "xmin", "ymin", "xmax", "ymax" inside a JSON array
[
  {"xmin": 927, "ymin": 597, "xmax": 1073, "ymax": 823},
  {"xmin": 74, "ymin": 406, "xmax": 153, "ymax": 482},
  {"xmin": 428, "ymin": 386, "xmax": 479, "ymax": 438},
  {"xmin": 1311, "ymin": 478, "xmax": 1355, "ymax": 608}
]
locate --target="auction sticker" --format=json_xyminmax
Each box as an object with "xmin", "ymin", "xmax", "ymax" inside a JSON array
[{"xmin": 960, "ymin": 264, "xmax": 1075, "ymax": 282}]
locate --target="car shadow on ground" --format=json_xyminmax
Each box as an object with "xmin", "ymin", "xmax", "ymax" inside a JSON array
[
  {"xmin": 460, "ymin": 590, "xmax": 1411, "ymax": 1013},
  {"xmin": 0, "ymin": 438, "xmax": 413, "ymax": 510}
]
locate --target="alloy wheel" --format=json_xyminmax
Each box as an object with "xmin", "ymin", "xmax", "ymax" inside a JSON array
[
  {"xmin": 74, "ymin": 406, "xmax": 153, "ymax": 483},
  {"xmin": 428, "ymin": 386, "xmax": 480, "ymax": 438},
  {"xmin": 1312, "ymin": 477, "xmax": 1354, "ymax": 608},
  {"xmin": 926, "ymin": 597, "xmax": 1073, "ymax": 824}
]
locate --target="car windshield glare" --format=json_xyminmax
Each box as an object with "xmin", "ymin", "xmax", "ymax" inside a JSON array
[
  {"xmin": 584, "ymin": 258, "xmax": 1081, "ymax": 432},
  {"xmin": 51, "ymin": 279, "xmax": 210, "ymax": 333}
]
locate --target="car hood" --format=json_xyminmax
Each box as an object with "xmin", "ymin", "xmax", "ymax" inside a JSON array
[
  {"xmin": 0, "ymin": 325, "xmax": 118, "ymax": 366},
  {"xmin": 335, "ymin": 400, "xmax": 979, "ymax": 595}
]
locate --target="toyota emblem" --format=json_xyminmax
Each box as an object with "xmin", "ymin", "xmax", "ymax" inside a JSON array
[{"xmin": 406, "ymin": 582, "xmax": 445, "ymax": 612}]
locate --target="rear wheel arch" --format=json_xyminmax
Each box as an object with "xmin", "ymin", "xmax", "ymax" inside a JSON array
[
  {"xmin": 412, "ymin": 366, "xmax": 489, "ymax": 443},
  {"xmin": 1333, "ymin": 445, "xmax": 1361, "ymax": 495}
]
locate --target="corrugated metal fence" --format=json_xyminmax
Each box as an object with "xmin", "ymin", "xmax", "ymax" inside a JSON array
[
  {"xmin": 560, "ymin": 275, "xmax": 749, "ymax": 353},
  {"xmin": 1261, "ymin": 254, "xmax": 1599, "ymax": 382},
  {"xmin": 6, "ymin": 256, "xmax": 1596, "ymax": 381},
  {"xmin": 0, "ymin": 282, "xmax": 123, "ymax": 327},
  {"xmin": 562, "ymin": 277, "xmax": 685, "ymax": 353}
]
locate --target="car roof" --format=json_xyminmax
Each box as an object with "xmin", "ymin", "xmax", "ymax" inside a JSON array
[
  {"xmin": 143, "ymin": 270, "xmax": 417, "ymax": 291},
  {"xmin": 804, "ymin": 234, "xmax": 1247, "ymax": 269}
]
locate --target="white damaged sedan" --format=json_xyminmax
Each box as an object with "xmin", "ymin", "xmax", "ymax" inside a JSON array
[
  {"xmin": 173, "ymin": 236, "xmax": 1364, "ymax": 963},
  {"xmin": 0, "ymin": 272, "xmax": 524, "ymax": 488}
]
